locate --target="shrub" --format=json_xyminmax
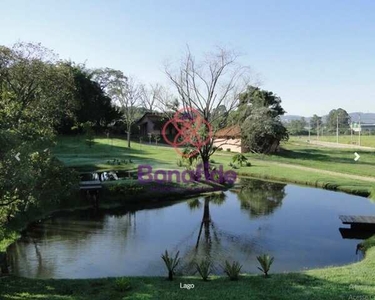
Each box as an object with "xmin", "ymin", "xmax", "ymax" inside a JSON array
[
  {"xmin": 246, "ymin": 161, "xmax": 252, "ymax": 167},
  {"xmin": 196, "ymin": 259, "xmax": 212, "ymax": 281},
  {"xmin": 257, "ymin": 254, "xmax": 274, "ymax": 278},
  {"xmin": 222, "ymin": 260, "xmax": 242, "ymax": 281},
  {"xmin": 161, "ymin": 250, "xmax": 181, "ymax": 281},
  {"xmin": 108, "ymin": 183, "xmax": 144, "ymax": 195},
  {"xmin": 177, "ymin": 160, "xmax": 183, "ymax": 167},
  {"xmin": 114, "ymin": 277, "xmax": 131, "ymax": 292},
  {"xmin": 107, "ymin": 158, "xmax": 133, "ymax": 166},
  {"xmin": 226, "ymin": 148, "xmax": 231, "ymax": 152},
  {"xmin": 232, "ymin": 153, "xmax": 248, "ymax": 166},
  {"xmin": 82, "ymin": 121, "xmax": 95, "ymax": 148},
  {"xmin": 210, "ymin": 159, "xmax": 216, "ymax": 164}
]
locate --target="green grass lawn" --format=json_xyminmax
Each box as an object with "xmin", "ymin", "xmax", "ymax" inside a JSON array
[
  {"xmin": 290, "ymin": 134, "xmax": 375, "ymax": 148},
  {"xmin": 54, "ymin": 135, "xmax": 375, "ymax": 179},
  {"xmin": 53, "ymin": 135, "xmax": 375, "ymax": 198},
  {"xmin": 54, "ymin": 135, "xmax": 181, "ymax": 171},
  {"xmin": 245, "ymin": 141, "xmax": 375, "ymax": 178}
]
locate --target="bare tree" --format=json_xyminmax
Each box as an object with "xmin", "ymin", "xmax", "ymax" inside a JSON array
[
  {"xmin": 154, "ymin": 86, "xmax": 180, "ymax": 119},
  {"xmin": 108, "ymin": 76, "xmax": 142, "ymax": 148},
  {"xmin": 140, "ymin": 83, "xmax": 163, "ymax": 112},
  {"xmin": 165, "ymin": 46, "xmax": 253, "ymax": 179}
]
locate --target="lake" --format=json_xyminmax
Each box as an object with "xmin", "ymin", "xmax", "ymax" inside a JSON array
[{"xmin": 7, "ymin": 178, "xmax": 375, "ymax": 279}]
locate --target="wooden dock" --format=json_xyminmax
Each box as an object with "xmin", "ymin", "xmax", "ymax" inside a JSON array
[{"xmin": 339, "ymin": 215, "xmax": 375, "ymax": 230}]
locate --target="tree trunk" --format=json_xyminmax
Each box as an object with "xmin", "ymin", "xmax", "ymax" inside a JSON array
[
  {"xmin": 0, "ymin": 252, "xmax": 9, "ymax": 275},
  {"xmin": 202, "ymin": 157, "xmax": 210, "ymax": 180},
  {"xmin": 168, "ymin": 270, "xmax": 173, "ymax": 281},
  {"xmin": 127, "ymin": 130, "xmax": 131, "ymax": 148}
]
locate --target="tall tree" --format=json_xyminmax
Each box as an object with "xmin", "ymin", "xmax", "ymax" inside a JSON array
[
  {"xmin": 58, "ymin": 64, "xmax": 122, "ymax": 133},
  {"xmin": 0, "ymin": 42, "xmax": 77, "ymax": 219},
  {"xmin": 310, "ymin": 114, "xmax": 322, "ymax": 131},
  {"xmin": 108, "ymin": 76, "xmax": 142, "ymax": 147},
  {"xmin": 241, "ymin": 107, "xmax": 288, "ymax": 153},
  {"xmin": 91, "ymin": 67, "xmax": 127, "ymax": 92},
  {"xmin": 326, "ymin": 108, "xmax": 350, "ymax": 134},
  {"xmin": 164, "ymin": 47, "xmax": 252, "ymax": 179},
  {"xmin": 239, "ymin": 86, "xmax": 285, "ymax": 119},
  {"xmin": 287, "ymin": 118, "xmax": 308, "ymax": 135},
  {"xmin": 0, "ymin": 42, "xmax": 76, "ymax": 133},
  {"xmin": 238, "ymin": 87, "xmax": 288, "ymax": 153}
]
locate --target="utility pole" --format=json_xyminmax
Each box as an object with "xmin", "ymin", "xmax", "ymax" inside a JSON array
[
  {"xmin": 308, "ymin": 120, "xmax": 311, "ymax": 141},
  {"xmin": 336, "ymin": 114, "xmax": 339, "ymax": 143},
  {"xmin": 358, "ymin": 114, "xmax": 361, "ymax": 146},
  {"xmin": 317, "ymin": 120, "xmax": 319, "ymax": 140}
]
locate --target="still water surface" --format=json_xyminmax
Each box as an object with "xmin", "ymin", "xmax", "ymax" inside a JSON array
[{"xmin": 7, "ymin": 178, "xmax": 375, "ymax": 278}]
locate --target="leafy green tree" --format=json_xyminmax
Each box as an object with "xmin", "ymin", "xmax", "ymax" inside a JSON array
[
  {"xmin": 310, "ymin": 114, "xmax": 322, "ymax": 132},
  {"xmin": 230, "ymin": 86, "xmax": 286, "ymax": 125},
  {"xmin": 231, "ymin": 86, "xmax": 288, "ymax": 154},
  {"xmin": 326, "ymin": 108, "xmax": 350, "ymax": 134},
  {"xmin": 235, "ymin": 86, "xmax": 288, "ymax": 153},
  {"xmin": 0, "ymin": 42, "xmax": 78, "ymax": 222},
  {"xmin": 82, "ymin": 121, "xmax": 95, "ymax": 147},
  {"xmin": 287, "ymin": 118, "xmax": 308, "ymax": 135},
  {"xmin": 241, "ymin": 112, "xmax": 288, "ymax": 154},
  {"xmin": 57, "ymin": 64, "xmax": 122, "ymax": 133},
  {"xmin": 0, "ymin": 42, "xmax": 77, "ymax": 132}
]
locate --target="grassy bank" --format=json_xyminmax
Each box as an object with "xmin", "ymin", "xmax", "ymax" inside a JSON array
[{"xmin": 1, "ymin": 244, "xmax": 375, "ymax": 299}]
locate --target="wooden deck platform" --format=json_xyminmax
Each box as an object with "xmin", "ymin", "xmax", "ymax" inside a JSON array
[
  {"xmin": 339, "ymin": 215, "xmax": 375, "ymax": 224},
  {"xmin": 339, "ymin": 215, "xmax": 375, "ymax": 230}
]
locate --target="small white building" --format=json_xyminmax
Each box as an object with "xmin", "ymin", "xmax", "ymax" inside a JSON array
[
  {"xmin": 351, "ymin": 123, "xmax": 375, "ymax": 132},
  {"xmin": 213, "ymin": 125, "xmax": 244, "ymax": 153}
]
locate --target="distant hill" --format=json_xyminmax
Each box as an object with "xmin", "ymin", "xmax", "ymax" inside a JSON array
[
  {"xmin": 349, "ymin": 112, "xmax": 375, "ymax": 123},
  {"xmin": 280, "ymin": 115, "xmax": 304, "ymax": 123},
  {"xmin": 281, "ymin": 112, "xmax": 375, "ymax": 124}
]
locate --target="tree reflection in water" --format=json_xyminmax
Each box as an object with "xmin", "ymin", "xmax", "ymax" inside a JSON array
[
  {"xmin": 7, "ymin": 209, "xmax": 136, "ymax": 278},
  {"xmin": 179, "ymin": 190, "xmax": 270, "ymax": 274},
  {"xmin": 178, "ymin": 193, "xmax": 226, "ymax": 273},
  {"xmin": 236, "ymin": 178, "xmax": 286, "ymax": 218},
  {"xmin": 178, "ymin": 180, "xmax": 287, "ymax": 274}
]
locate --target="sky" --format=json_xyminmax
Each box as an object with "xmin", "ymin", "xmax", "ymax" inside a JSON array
[{"xmin": 1, "ymin": 0, "xmax": 374, "ymax": 116}]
